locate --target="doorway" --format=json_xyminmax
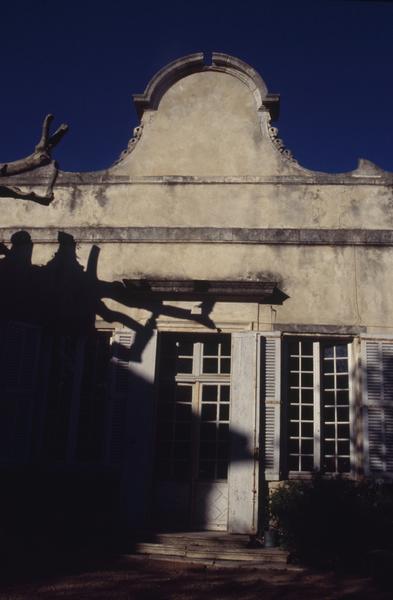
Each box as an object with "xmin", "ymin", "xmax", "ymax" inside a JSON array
[{"xmin": 153, "ymin": 333, "xmax": 231, "ymax": 531}]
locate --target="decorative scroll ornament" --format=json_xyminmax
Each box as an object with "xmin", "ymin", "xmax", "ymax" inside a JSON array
[
  {"xmin": 267, "ymin": 115, "xmax": 297, "ymax": 163},
  {"xmin": 114, "ymin": 124, "xmax": 144, "ymax": 165}
]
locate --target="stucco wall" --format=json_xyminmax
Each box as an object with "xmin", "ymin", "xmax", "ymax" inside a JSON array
[{"xmin": 1, "ymin": 54, "xmax": 392, "ymax": 335}]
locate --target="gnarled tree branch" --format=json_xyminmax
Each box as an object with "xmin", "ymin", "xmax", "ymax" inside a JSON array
[{"xmin": 0, "ymin": 114, "xmax": 68, "ymax": 204}]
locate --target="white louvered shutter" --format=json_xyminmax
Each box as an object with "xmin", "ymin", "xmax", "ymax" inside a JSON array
[
  {"xmin": 262, "ymin": 333, "xmax": 281, "ymax": 481},
  {"xmin": 108, "ymin": 329, "xmax": 134, "ymax": 464},
  {"xmin": 362, "ymin": 339, "xmax": 393, "ymax": 475},
  {"xmin": 0, "ymin": 321, "xmax": 41, "ymax": 461}
]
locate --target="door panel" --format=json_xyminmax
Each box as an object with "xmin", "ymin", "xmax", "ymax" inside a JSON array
[{"xmin": 154, "ymin": 334, "xmax": 231, "ymax": 531}]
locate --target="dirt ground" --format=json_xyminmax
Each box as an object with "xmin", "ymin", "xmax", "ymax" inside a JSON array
[{"xmin": 0, "ymin": 556, "xmax": 392, "ymax": 600}]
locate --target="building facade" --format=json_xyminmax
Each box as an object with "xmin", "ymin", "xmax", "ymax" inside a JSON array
[{"xmin": 1, "ymin": 53, "xmax": 393, "ymax": 535}]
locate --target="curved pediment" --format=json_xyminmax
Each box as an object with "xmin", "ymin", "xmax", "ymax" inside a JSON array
[{"xmin": 111, "ymin": 52, "xmax": 305, "ymax": 177}]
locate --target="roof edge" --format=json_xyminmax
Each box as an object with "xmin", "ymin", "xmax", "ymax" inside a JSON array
[{"xmin": 132, "ymin": 52, "xmax": 280, "ymax": 120}]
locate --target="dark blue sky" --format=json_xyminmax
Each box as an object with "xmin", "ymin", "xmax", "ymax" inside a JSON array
[{"xmin": 1, "ymin": 0, "xmax": 392, "ymax": 173}]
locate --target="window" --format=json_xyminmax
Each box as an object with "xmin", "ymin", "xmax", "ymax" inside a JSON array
[
  {"xmin": 155, "ymin": 334, "xmax": 231, "ymax": 482},
  {"xmin": 286, "ymin": 337, "xmax": 352, "ymax": 474}
]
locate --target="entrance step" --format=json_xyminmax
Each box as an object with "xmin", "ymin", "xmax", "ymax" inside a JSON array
[{"xmin": 131, "ymin": 532, "xmax": 292, "ymax": 569}]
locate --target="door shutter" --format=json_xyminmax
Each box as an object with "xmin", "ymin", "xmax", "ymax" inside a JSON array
[
  {"xmin": 108, "ymin": 329, "xmax": 134, "ymax": 464},
  {"xmin": 0, "ymin": 321, "xmax": 41, "ymax": 461},
  {"xmin": 262, "ymin": 333, "xmax": 281, "ymax": 481},
  {"xmin": 362, "ymin": 339, "xmax": 393, "ymax": 475}
]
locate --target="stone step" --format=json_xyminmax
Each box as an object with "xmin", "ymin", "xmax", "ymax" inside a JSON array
[
  {"xmin": 134, "ymin": 542, "xmax": 289, "ymax": 564},
  {"xmin": 153, "ymin": 532, "xmax": 251, "ymax": 547}
]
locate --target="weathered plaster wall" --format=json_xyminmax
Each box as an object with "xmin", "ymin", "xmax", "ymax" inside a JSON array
[
  {"xmin": 1, "ymin": 54, "xmax": 393, "ymax": 335},
  {"xmin": 20, "ymin": 241, "xmax": 393, "ymax": 334}
]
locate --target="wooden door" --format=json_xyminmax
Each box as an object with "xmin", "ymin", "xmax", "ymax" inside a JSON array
[{"xmin": 154, "ymin": 334, "xmax": 231, "ymax": 531}]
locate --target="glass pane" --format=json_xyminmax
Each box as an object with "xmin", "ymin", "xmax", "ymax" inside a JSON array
[
  {"xmin": 301, "ymin": 455, "xmax": 314, "ymax": 470},
  {"xmin": 324, "ymin": 440, "xmax": 335, "ymax": 454},
  {"xmin": 336, "ymin": 374, "xmax": 349, "ymax": 389},
  {"xmin": 289, "ymin": 405, "xmax": 299, "ymax": 420},
  {"xmin": 216, "ymin": 462, "xmax": 228, "ymax": 479},
  {"xmin": 176, "ymin": 340, "xmax": 193, "ymax": 356},
  {"xmin": 301, "ymin": 340, "xmax": 313, "ymax": 356},
  {"xmin": 337, "ymin": 406, "xmax": 349, "ymax": 421},
  {"xmin": 323, "ymin": 345, "xmax": 334, "ymax": 359},
  {"xmin": 301, "ymin": 422, "xmax": 313, "ymax": 437},
  {"xmin": 199, "ymin": 442, "xmax": 216, "ymax": 459},
  {"xmin": 288, "ymin": 339, "xmax": 300, "ymax": 355},
  {"xmin": 338, "ymin": 440, "xmax": 350, "ymax": 455},
  {"xmin": 301, "ymin": 405, "xmax": 313, "ymax": 420},
  {"xmin": 158, "ymin": 403, "xmax": 174, "ymax": 420},
  {"xmin": 324, "ymin": 406, "xmax": 336, "ymax": 422},
  {"xmin": 337, "ymin": 457, "xmax": 350, "ymax": 473},
  {"xmin": 323, "ymin": 391, "xmax": 335, "ymax": 406},
  {"xmin": 221, "ymin": 337, "xmax": 231, "ymax": 356},
  {"xmin": 289, "ymin": 421, "xmax": 299, "ymax": 436},
  {"xmin": 203, "ymin": 339, "xmax": 219, "ymax": 356},
  {"xmin": 217, "ymin": 442, "xmax": 229, "ymax": 460},
  {"xmin": 203, "ymin": 358, "xmax": 219, "ymax": 373},
  {"xmin": 301, "ymin": 372, "xmax": 313, "ymax": 387},
  {"xmin": 199, "ymin": 461, "xmax": 215, "ymax": 480},
  {"xmin": 176, "ymin": 357, "xmax": 193, "ymax": 374},
  {"xmin": 219, "ymin": 404, "xmax": 229, "ymax": 420},
  {"xmin": 160, "ymin": 353, "xmax": 176, "ymax": 374},
  {"xmin": 323, "ymin": 374, "xmax": 334, "ymax": 390},
  {"xmin": 220, "ymin": 385, "xmax": 230, "ymax": 403},
  {"xmin": 335, "ymin": 344, "xmax": 348, "ymax": 358},
  {"xmin": 324, "ymin": 457, "xmax": 336, "ymax": 472},
  {"xmin": 202, "ymin": 385, "xmax": 218, "ymax": 402},
  {"xmin": 176, "ymin": 385, "xmax": 192, "ymax": 403},
  {"xmin": 289, "ymin": 372, "xmax": 300, "ymax": 387},
  {"xmin": 201, "ymin": 404, "xmax": 217, "ymax": 421},
  {"xmin": 174, "ymin": 442, "xmax": 190, "ymax": 458},
  {"xmin": 289, "ymin": 439, "xmax": 299, "ymax": 454},
  {"xmin": 301, "ymin": 439, "xmax": 313, "ymax": 454},
  {"xmin": 174, "ymin": 460, "xmax": 190, "ymax": 480},
  {"xmin": 288, "ymin": 455, "xmax": 300, "ymax": 471},
  {"xmin": 289, "ymin": 356, "xmax": 299, "ymax": 370},
  {"xmin": 323, "ymin": 362, "xmax": 335, "ymax": 375},
  {"xmin": 157, "ymin": 421, "xmax": 173, "ymax": 441},
  {"xmin": 159, "ymin": 383, "xmax": 175, "ymax": 402},
  {"xmin": 336, "ymin": 359, "xmax": 348, "ymax": 373},
  {"xmin": 301, "ymin": 357, "xmax": 313, "ymax": 371},
  {"xmin": 200, "ymin": 423, "xmax": 217, "ymax": 441},
  {"xmin": 220, "ymin": 358, "xmax": 231, "ymax": 373},
  {"xmin": 288, "ymin": 388, "xmax": 300, "ymax": 403},
  {"xmin": 337, "ymin": 424, "xmax": 350, "ymax": 438},
  {"xmin": 218, "ymin": 423, "xmax": 229, "ymax": 442},
  {"xmin": 337, "ymin": 390, "xmax": 349, "ymax": 405},
  {"xmin": 301, "ymin": 389, "xmax": 314, "ymax": 404},
  {"xmin": 176, "ymin": 404, "xmax": 192, "ymax": 421},
  {"xmin": 324, "ymin": 424, "xmax": 336, "ymax": 438},
  {"xmin": 175, "ymin": 422, "xmax": 191, "ymax": 440}
]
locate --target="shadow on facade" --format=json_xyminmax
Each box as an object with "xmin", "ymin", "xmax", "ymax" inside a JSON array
[{"xmin": 0, "ymin": 231, "xmax": 257, "ymax": 580}]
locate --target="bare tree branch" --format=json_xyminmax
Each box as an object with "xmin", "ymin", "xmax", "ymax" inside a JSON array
[{"xmin": 0, "ymin": 114, "xmax": 68, "ymax": 204}]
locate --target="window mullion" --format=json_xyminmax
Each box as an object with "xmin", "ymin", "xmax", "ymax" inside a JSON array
[
  {"xmin": 194, "ymin": 341, "xmax": 202, "ymax": 377},
  {"xmin": 313, "ymin": 341, "xmax": 321, "ymax": 471}
]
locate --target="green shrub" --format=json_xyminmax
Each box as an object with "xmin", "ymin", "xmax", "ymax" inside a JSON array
[{"xmin": 269, "ymin": 475, "xmax": 393, "ymax": 569}]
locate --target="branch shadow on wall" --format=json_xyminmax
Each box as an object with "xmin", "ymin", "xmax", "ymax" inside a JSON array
[
  {"xmin": 0, "ymin": 231, "xmax": 260, "ymax": 581},
  {"xmin": 0, "ymin": 230, "xmax": 217, "ymax": 357}
]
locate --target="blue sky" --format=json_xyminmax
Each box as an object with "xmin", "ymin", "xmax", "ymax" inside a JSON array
[{"xmin": 1, "ymin": 0, "xmax": 392, "ymax": 173}]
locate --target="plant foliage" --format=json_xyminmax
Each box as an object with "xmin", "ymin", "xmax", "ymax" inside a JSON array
[{"xmin": 269, "ymin": 475, "xmax": 393, "ymax": 569}]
